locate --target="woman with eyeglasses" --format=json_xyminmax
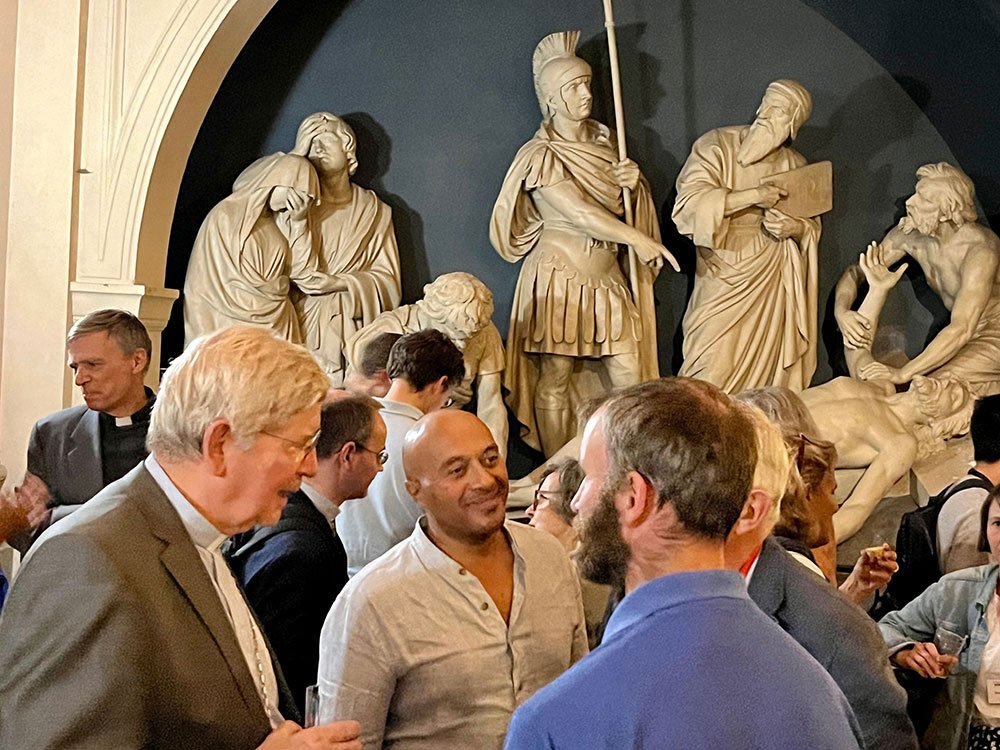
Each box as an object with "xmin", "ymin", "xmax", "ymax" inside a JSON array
[
  {"xmin": 880, "ymin": 485, "xmax": 1000, "ymax": 749},
  {"xmin": 526, "ymin": 459, "xmax": 610, "ymax": 649}
]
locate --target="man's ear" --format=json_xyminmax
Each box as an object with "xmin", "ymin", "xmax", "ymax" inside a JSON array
[
  {"xmin": 339, "ymin": 441, "xmax": 357, "ymax": 465},
  {"xmin": 202, "ymin": 419, "xmax": 232, "ymax": 477},
  {"xmin": 619, "ymin": 471, "xmax": 654, "ymax": 529},
  {"xmin": 730, "ymin": 489, "xmax": 775, "ymax": 538},
  {"xmin": 404, "ymin": 478, "xmax": 421, "ymax": 505},
  {"xmin": 131, "ymin": 348, "xmax": 148, "ymax": 376}
]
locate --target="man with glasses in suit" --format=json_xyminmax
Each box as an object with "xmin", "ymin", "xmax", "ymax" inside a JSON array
[{"xmin": 336, "ymin": 329, "xmax": 466, "ymax": 575}]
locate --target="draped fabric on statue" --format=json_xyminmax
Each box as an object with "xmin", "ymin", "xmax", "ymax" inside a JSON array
[
  {"xmin": 491, "ymin": 121, "xmax": 660, "ymax": 451},
  {"xmin": 295, "ymin": 185, "xmax": 400, "ymax": 383},
  {"xmin": 183, "ymin": 155, "xmax": 320, "ymax": 345},
  {"xmin": 673, "ymin": 126, "xmax": 821, "ymax": 393}
]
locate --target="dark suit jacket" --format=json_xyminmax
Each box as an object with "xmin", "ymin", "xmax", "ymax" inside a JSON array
[
  {"xmin": 0, "ymin": 464, "xmax": 297, "ymax": 749},
  {"xmin": 749, "ymin": 536, "xmax": 918, "ymax": 750},
  {"xmin": 17, "ymin": 402, "xmax": 150, "ymax": 553},
  {"xmin": 27, "ymin": 404, "xmax": 105, "ymax": 512},
  {"xmin": 229, "ymin": 490, "xmax": 349, "ymax": 716}
]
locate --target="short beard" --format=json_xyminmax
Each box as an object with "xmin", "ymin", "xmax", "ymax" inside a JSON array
[
  {"xmin": 575, "ymin": 480, "xmax": 631, "ymax": 589},
  {"xmin": 900, "ymin": 210, "xmax": 937, "ymax": 236}
]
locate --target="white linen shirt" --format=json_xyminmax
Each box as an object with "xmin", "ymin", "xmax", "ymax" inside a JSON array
[
  {"xmin": 317, "ymin": 518, "xmax": 588, "ymax": 749},
  {"xmin": 336, "ymin": 398, "xmax": 423, "ymax": 575}
]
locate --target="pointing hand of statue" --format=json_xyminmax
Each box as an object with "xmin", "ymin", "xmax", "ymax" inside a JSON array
[
  {"xmin": 611, "ymin": 159, "xmax": 640, "ymax": 192},
  {"xmin": 754, "ymin": 184, "xmax": 787, "ymax": 209},
  {"xmin": 633, "ymin": 236, "xmax": 681, "ymax": 272}
]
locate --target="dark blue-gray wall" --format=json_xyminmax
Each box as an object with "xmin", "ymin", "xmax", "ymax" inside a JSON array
[{"xmin": 163, "ymin": 0, "xmax": 1000, "ymax": 466}]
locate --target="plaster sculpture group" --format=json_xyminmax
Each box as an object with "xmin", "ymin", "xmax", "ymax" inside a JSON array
[
  {"xmin": 181, "ymin": 29, "xmax": 1000, "ymax": 542},
  {"xmin": 185, "ymin": 112, "xmax": 400, "ymax": 387}
]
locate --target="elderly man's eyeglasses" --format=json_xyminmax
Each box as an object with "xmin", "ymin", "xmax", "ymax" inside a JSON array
[
  {"xmin": 354, "ymin": 441, "xmax": 389, "ymax": 466},
  {"xmin": 260, "ymin": 428, "xmax": 322, "ymax": 464}
]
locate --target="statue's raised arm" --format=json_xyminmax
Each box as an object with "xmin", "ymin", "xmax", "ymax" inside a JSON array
[{"xmin": 848, "ymin": 163, "xmax": 1000, "ymax": 396}]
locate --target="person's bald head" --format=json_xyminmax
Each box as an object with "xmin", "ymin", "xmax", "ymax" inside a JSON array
[{"xmin": 403, "ymin": 410, "xmax": 508, "ymax": 545}]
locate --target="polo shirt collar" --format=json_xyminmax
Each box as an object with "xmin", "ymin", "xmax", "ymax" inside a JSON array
[{"xmin": 604, "ymin": 569, "xmax": 748, "ymax": 642}]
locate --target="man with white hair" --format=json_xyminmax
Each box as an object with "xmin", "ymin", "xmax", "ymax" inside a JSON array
[
  {"xmin": 236, "ymin": 112, "xmax": 401, "ymax": 385},
  {"xmin": 346, "ymin": 272, "xmax": 508, "ymax": 452},
  {"xmin": 724, "ymin": 405, "xmax": 918, "ymax": 750},
  {"xmin": 504, "ymin": 378, "xmax": 862, "ymax": 749},
  {"xmin": 673, "ymin": 79, "xmax": 823, "ymax": 392},
  {"xmin": 0, "ymin": 327, "xmax": 361, "ymax": 750},
  {"xmin": 835, "ymin": 162, "xmax": 1000, "ymax": 396}
]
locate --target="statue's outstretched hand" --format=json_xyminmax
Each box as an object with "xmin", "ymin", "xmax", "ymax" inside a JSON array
[
  {"xmin": 859, "ymin": 241, "xmax": 908, "ymax": 291},
  {"xmin": 611, "ymin": 159, "xmax": 640, "ymax": 192},
  {"xmin": 632, "ymin": 236, "xmax": 680, "ymax": 272}
]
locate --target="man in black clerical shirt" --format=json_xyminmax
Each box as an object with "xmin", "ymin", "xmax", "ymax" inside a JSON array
[{"xmin": 12, "ymin": 309, "xmax": 155, "ymax": 551}]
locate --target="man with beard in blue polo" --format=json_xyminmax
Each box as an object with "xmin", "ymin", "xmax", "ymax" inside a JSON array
[{"xmin": 504, "ymin": 378, "xmax": 862, "ymax": 750}]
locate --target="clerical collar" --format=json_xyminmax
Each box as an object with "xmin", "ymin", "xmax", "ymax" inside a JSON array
[{"xmin": 100, "ymin": 387, "xmax": 155, "ymax": 428}]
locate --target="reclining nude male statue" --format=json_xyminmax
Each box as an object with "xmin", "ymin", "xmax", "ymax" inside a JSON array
[{"xmin": 510, "ymin": 245, "xmax": 973, "ymax": 542}]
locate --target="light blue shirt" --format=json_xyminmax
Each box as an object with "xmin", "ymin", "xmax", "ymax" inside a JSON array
[{"xmin": 505, "ymin": 569, "xmax": 862, "ymax": 750}]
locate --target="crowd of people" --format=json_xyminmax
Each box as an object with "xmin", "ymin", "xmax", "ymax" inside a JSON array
[{"xmin": 2, "ymin": 309, "xmax": 1000, "ymax": 749}]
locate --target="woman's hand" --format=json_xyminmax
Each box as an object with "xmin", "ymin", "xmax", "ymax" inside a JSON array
[{"xmin": 891, "ymin": 642, "xmax": 958, "ymax": 679}]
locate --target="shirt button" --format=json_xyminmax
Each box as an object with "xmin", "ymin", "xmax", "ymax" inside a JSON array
[
  {"xmin": 481, "ymin": 602, "xmax": 489, "ymax": 611},
  {"xmin": 458, "ymin": 568, "xmax": 467, "ymax": 575}
]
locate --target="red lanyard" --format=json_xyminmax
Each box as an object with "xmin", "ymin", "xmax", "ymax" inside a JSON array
[{"xmin": 739, "ymin": 545, "xmax": 763, "ymax": 578}]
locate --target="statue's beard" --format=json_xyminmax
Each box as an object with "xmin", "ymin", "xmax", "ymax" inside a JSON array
[
  {"xmin": 900, "ymin": 209, "xmax": 938, "ymax": 236},
  {"xmin": 737, "ymin": 121, "xmax": 783, "ymax": 167}
]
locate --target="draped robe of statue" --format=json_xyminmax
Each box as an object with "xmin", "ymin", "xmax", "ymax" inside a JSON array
[
  {"xmin": 232, "ymin": 153, "xmax": 401, "ymax": 385},
  {"xmin": 183, "ymin": 155, "xmax": 321, "ymax": 346},
  {"xmin": 491, "ymin": 120, "xmax": 659, "ymax": 451},
  {"xmin": 295, "ymin": 185, "xmax": 400, "ymax": 384},
  {"xmin": 673, "ymin": 126, "xmax": 822, "ymax": 392}
]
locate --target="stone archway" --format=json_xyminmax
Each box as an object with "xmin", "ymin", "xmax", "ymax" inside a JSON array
[
  {"xmin": 71, "ymin": 0, "xmax": 280, "ymax": 364},
  {"xmin": 0, "ymin": 0, "xmax": 278, "ymax": 482}
]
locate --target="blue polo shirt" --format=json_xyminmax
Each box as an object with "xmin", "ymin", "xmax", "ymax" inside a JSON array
[{"xmin": 504, "ymin": 569, "xmax": 862, "ymax": 750}]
